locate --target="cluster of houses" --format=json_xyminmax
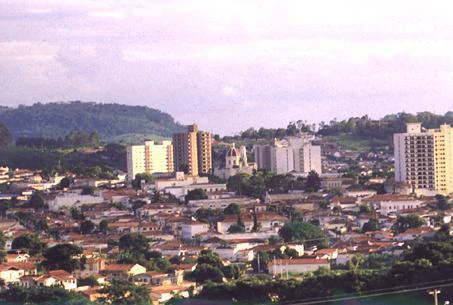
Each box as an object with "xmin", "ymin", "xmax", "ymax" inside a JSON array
[{"xmin": 0, "ymin": 165, "xmax": 451, "ymax": 304}]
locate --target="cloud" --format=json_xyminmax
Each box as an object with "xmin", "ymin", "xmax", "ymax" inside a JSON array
[
  {"xmin": 88, "ymin": 10, "xmax": 125, "ymax": 20},
  {"xmin": 222, "ymin": 85, "xmax": 241, "ymax": 98},
  {"xmin": 2, "ymin": 0, "xmax": 453, "ymax": 134}
]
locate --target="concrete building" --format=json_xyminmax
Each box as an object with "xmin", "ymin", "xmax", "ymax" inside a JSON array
[
  {"xmin": 364, "ymin": 194, "xmax": 426, "ymax": 216},
  {"xmin": 173, "ymin": 124, "xmax": 212, "ymax": 176},
  {"xmin": 126, "ymin": 140, "xmax": 174, "ymax": 180},
  {"xmin": 47, "ymin": 191, "xmax": 105, "ymax": 211},
  {"xmin": 181, "ymin": 220, "xmax": 209, "ymax": 239},
  {"xmin": 197, "ymin": 128, "xmax": 213, "ymax": 175},
  {"xmin": 254, "ymin": 137, "xmax": 321, "ymax": 175},
  {"xmin": 394, "ymin": 123, "xmax": 453, "ymax": 194},
  {"xmin": 267, "ymin": 258, "xmax": 330, "ymax": 275}
]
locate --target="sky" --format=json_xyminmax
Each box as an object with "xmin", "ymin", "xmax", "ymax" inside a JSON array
[{"xmin": 1, "ymin": 0, "xmax": 453, "ymax": 135}]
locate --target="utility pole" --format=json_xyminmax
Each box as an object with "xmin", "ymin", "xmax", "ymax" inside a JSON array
[
  {"xmin": 429, "ymin": 289, "xmax": 441, "ymax": 305},
  {"xmin": 257, "ymin": 253, "xmax": 260, "ymax": 273}
]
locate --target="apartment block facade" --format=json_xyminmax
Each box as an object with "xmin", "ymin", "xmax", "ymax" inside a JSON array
[
  {"xmin": 173, "ymin": 124, "xmax": 212, "ymax": 176},
  {"xmin": 254, "ymin": 137, "xmax": 322, "ymax": 175},
  {"xmin": 126, "ymin": 140, "xmax": 174, "ymax": 180},
  {"xmin": 394, "ymin": 123, "xmax": 453, "ymax": 194}
]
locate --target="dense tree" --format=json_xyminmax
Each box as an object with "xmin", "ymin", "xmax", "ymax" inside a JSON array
[
  {"xmin": 185, "ymin": 188, "xmax": 208, "ymax": 202},
  {"xmin": 119, "ymin": 233, "xmax": 149, "ymax": 255},
  {"xmin": 29, "ymin": 192, "xmax": 46, "ymax": 209},
  {"xmin": 251, "ymin": 251, "xmax": 270, "ymax": 273},
  {"xmin": 150, "ymin": 257, "xmax": 173, "ymax": 273},
  {"xmin": 58, "ymin": 177, "xmax": 71, "ymax": 189},
  {"xmin": 0, "ymin": 102, "xmax": 184, "ymax": 140},
  {"xmin": 222, "ymin": 264, "xmax": 242, "ymax": 279},
  {"xmin": 362, "ymin": 219, "xmax": 380, "ymax": 233},
  {"xmin": 0, "ymin": 231, "xmax": 6, "ymax": 262},
  {"xmin": 279, "ymin": 221, "xmax": 326, "ymax": 246},
  {"xmin": 227, "ymin": 214, "xmax": 246, "ymax": 234},
  {"xmin": 146, "ymin": 250, "xmax": 162, "ymax": 259},
  {"xmin": 305, "ymin": 170, "xmax": 321, "ymax": 192},
  {"xmin": 0, "ymin": 285, "xmax": 74, "ymax": 303},
  {"xmin": 11, "ymin": 234, "xmax": 47, "ymax": 256},
  {"xmin": 42, "ymin": 243, "xmax": 83, "ymax": 272},
  {"xmin": 131, "ymin": 200, "xmax": 146, "ymax": 212},
  {"xmin": 81, "ymin": 186, "xmax": 95, "ymax": 195},
  {"xmin": 16, "ymin": 131, "xmax": 101, "ymax": 149},
  {"xmin": 170, "ymin": 255, "xmax": 181, "ymax": 265},
  {"xmin": 393, "ymin": 214, "xmax": 425, "ymax": 233},
  {"xmin": 0, "ymin": 123, "xmax": 12, "ymax": 146},
  {"xmin": 224, "ymin": 203, "xmax": 241, "ymax": 215},
  {"xmin": 132, "ymin": 173, "xmax": 154, "ymax": 189},
  {"xmin": 195, "ymin": 208, "xmax": 223, "ymax": 224},
  {"xmin": 78, "ymin": 276, "xmax": 99, "ymax": 287},
  {"xmin": 189, "ymin": 264, "xmax": 224, "ymax": 283},
  {"xmin": 70, "ymin": 207, "xmax": 84, "ymax": 221},
  {"xmin": 80, "ymin": 220, "xmax": 95, "ymax": 234},
  {"xmin": 434, "ymin": 224, "xmax": 451, "ymax": 241},
  {"xmin": 434, "ymin": 194, "xmax": 451, "ymax": 210},
  {"xmin": 348, "ymin": 254, "xmax": 365, "ymax": 273},
  {"xmin": 99, "ymin": 220, "xmax": 109, "ymax": 234},
  {"xmin": 99, "ymin": 279, "xmax": 150, "ymax": 305},
  {"xmin": 197, "ymin": 250, "xmax": 224, "ymax": 269},
  {"xmin": 227, "ymin": 223, "xmax": 246, "ymax": 234}
]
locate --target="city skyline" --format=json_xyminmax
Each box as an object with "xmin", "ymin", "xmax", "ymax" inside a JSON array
[{"xmin": 2, "ymin": 0, "xmax": 453, "ymax": 135}]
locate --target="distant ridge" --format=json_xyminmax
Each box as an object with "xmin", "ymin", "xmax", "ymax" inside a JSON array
[{"xmin": 0, "ymin": 101, "xmax": 185, "ymax": 142}]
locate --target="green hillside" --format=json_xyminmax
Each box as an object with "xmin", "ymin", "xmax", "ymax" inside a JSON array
[{"xmin": 0, "ymin": 101, "xmax": 185, "ymax": 142}]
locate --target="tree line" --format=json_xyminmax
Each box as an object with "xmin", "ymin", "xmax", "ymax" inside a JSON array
[
  {"xmin": 234, "ymin": 111, "xmax": 453, "ymax": 143},
  {"xmin": 16, "ymin": 131, "xmax": 100, "ymax": 149}
]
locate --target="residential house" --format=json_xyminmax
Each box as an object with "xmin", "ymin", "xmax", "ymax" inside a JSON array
[
  {"xmin": 35, "ymin": 270, "xmax": 77, "ymax": 291},
  {"xmin": 216, "ymin": 212, "xmax": 287, "ymax": 234},
  {"xmin": 181, "ymin": 220, "xmax": 209, "ymax": 239},
  {"xmin": 133, "ymin": 271, "xmax": 171, "ymax": 286},
  {"xmin": 0, "ymin": 262, "xmax": 37, "ymax": 284},
  {"xmin": 267, "ymin": 258, "xmax": 330, "ymax": 275},
  {"xmin": 101, "ymin": 264, "xmax": 147, "ymax": 280}
]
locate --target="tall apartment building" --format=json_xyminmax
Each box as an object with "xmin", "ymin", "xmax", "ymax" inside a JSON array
[
  {"xmin": 286, "ymin": 136, "xmax": 322, "ymax": 173},
  {"xmin": 197, "ymin": 128, "xmax": 212, "ymax": 175},
  {"xmin": 394, "ymin": 122, "xmax": 453, "ymax": 194},
  {"xmin": 173, "ymin": 124, "xmax": 212, "ymax": 176},
  {"xmin": 254, "ymin": 138, "xmax": 322, "ymax": 175},
  {"xmin": 127, "ymin": 140, "xmax": 174, "ymax": 180}
]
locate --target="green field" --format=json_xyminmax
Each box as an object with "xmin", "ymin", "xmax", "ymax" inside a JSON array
[{"xmin": 326, "ymin": 134, "xmax": 389, "ymax": 152}]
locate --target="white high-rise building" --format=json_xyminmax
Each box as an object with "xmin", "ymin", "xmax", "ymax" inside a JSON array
[
  {"xmin": 394, "ymin": 122, "xmax": 453, "ymax": 195},
  {"xmin": 127, "ymin": 140, "xmax": 174, "ymax": 181},
  {"xmin": 254, "ymin": 137, "xmax": 321, "ymax": 175},
  {"xmin": 270, "ymin": 140, "xmax": 294, "ymax": 174}
]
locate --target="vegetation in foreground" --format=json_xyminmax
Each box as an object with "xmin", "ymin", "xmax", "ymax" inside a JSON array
[{"xmin": 199, "ymin": 236, "xmax": 453, "ymax": 303}]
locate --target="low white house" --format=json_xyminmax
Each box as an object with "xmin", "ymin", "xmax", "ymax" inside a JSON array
[
  {"xmin": 37, "ymin": 270, "xmax": 78, "ymax": 291},
  {"xmin": 187, "ymin": 197, "xmax": 258, "ymax": 213},
  {"xmin": 0, "ymin": 262, "xmax": 37, "ymax": 284},
  {"xmin": 47, "ymin": 191, "xmax": 105, "ymax": 211},
  {"xmin": 267, "ymin": 258, "xmax": 330, "ymax": 275},
  {"xmin": 181, "ymin": 220, "xmax": 209, "ymax": 239},
  {"xmin": 216, "ymin": 212, "xmax": 287, "ymax": 234},
  {"xmin": 165, "ymin": 183, "xmax": 227, "ymax": 201}
]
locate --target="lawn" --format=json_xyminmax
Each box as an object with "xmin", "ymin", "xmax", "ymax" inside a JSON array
[{"xmin": 326, "ymin": 134, "xmax": 389, "ymax": 152}]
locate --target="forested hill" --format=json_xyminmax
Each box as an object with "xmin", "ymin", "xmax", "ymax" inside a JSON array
[{"xmin": 0, "ymin": 101, "xmax": 185, "ymax": 141}]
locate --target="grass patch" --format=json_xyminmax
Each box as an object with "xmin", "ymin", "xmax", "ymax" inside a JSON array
[{"xmin": 326, "ymin": 133, "xmax": 389, "ymax": 152}]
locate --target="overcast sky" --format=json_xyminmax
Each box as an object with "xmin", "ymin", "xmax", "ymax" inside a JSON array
[{"xmin": 1, "ymin": 0, "xmax": 453, "ymax": 134}]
